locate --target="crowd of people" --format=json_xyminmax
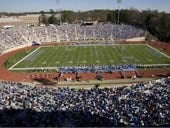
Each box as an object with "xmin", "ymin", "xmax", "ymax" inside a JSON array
[
  {"xmin": 59, "ymin": 64, "xmax": 137, "ymax": 73},
  {"xmin": 0, "ymin": 23, "xmax": 145, "ymax": 53},
  {"xmin": 0, "ymin": 78, "xmax": 169, "ymax": 126}
]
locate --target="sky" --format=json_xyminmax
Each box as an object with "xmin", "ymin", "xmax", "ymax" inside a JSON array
[{"xmin": 0, "ymin": 0, "xmax": 169, "ymax": 13}]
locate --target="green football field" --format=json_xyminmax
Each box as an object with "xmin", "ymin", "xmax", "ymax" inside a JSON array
[{"xmin": 9, "ymin": 44, "xmax": 170, "ymax": 70}]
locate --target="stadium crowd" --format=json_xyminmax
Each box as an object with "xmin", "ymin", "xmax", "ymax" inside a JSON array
[
  {"xmin": 0, "ymin": 78, "xmax": 169, "ymax": 126},
  {"xmin": 0, "ymin": 23, "xmax": 145, "ymax": 53},
  {"xmin": 59, "ymin": 64, "xmax": 137, "ymax": 73}
]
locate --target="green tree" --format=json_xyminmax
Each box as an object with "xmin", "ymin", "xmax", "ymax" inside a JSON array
[
  {"xmin": 39, "ymin": 11, "xmax": 48, "ymax": 25},
  {"xmin": 49, "ymin": 9, "xmax": 55, "ymax": 14},
  {"xmin": 107, "ymin": 12, "xmax": 116, "ymax": 23},
  {"xmin": 48, "ymin": 14, "xmax": 57, "ymax": 24},
  {"xmin": 61, "ymin": 11, "xmax": 74, "ymax": 23}
]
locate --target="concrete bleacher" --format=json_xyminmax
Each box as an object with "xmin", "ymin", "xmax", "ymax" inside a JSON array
[{"xmin": 0, "ymin": 24, "xmax": 145, "ymax": 54}]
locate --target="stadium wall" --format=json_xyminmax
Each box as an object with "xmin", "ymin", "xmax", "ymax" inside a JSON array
[
  {"xmin": 2, "ymin": 43, "xmax": 32, "ymax": 55},
  {"xmin": 126, "ymin": 37, "xmax": 145, "ymax": 42}
]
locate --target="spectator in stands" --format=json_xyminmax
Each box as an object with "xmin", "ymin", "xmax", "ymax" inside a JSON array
[
  {"xmin": 0, "ymin": 78, "xmax": 169, "ymax": 127},
  {"xmin": 0, "ymin": 24, "xmax": 145, "ymax": 54}
]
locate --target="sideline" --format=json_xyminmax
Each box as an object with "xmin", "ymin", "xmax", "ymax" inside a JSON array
[
  {"xmin": 10, "ymin": 67, "xmax": 58, "ymax": 70},
  {"xmin": 146, "ymin": 44, "xmax": 170, "ymax": 58},
  {"xmin": 8, "ymin": 47, "xmax": 41, "ymax": 70}
]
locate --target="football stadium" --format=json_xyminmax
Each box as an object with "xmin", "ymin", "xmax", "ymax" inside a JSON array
[{"xmin": 0, "ymin": 0, "xmax": 170, "ymax": 127}]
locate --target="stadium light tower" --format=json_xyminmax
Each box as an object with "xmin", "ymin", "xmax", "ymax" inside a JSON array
[
  {"xmin": 55, "ymin": 0, "xmax": 62, "ymax": 25},
  {"xmin": 117, "ymin": 0, "xmax": 122, "ymax": 24}
]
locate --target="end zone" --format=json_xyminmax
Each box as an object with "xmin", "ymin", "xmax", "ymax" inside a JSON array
[{"xmin": 8, "ymin": 47, "xmax": 42, "ymax": 70}]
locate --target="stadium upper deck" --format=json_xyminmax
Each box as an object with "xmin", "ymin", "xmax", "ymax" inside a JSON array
[{"xmin": 0, "ymin": 23, "xmax": 145, "ymax": 53}]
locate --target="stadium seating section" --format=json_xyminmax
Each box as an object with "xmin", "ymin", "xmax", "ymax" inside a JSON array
[
  {"xmin": 0, "ymin": 78, "xmax": 169, "ymax": 126},
  {"xmin": 0, "ymin": 23, "xmax": 145, "ymax": 53}
]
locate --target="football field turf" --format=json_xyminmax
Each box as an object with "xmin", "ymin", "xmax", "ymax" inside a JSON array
[{"xmin": 9, "ymin": 44, "xmax": 170, "ymax": 70}]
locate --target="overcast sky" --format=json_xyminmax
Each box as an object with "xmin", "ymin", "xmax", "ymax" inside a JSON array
[{"xmin": 0, "ymin": 0, "xmax": 169, "ymax": 13}]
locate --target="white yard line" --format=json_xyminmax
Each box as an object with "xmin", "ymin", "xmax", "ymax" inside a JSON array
[
  {"xmin": 104, "ymin": 46, "xmax": 112, "ymax": 64},
  {"xmin": 8, "ymin": 47, "xmax": 42, "ymax": 70},
  {"xmin": 56, "ymin": 47, "xmax": 65, "ymax": 67},
  {"xmin": 76, "ymin": 47, "xmax": 80, "ymax": 66},
  {"xmin": 65, "ymin": 47, "xmax": 72, "ymax": 66},
  {"xmin": 10, "ymin": 67, "xmax": 58, "ymax": 71},
  {"xmin": 100, "ymin": 47, "xmax": 107, "ymax": 65},
  {"xmin": 137, "ymin": 64, "xmax": 170, "ymax": 67},
  {"xmin": 83, "ymin": 47, "xmax": 86, "ymax": 66},
  {"xmin": 146, "ymin": 44, "xmax": 170, "ymax": 58}
]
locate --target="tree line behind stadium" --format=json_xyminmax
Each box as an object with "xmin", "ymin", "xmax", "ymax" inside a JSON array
[{"xmin": 1, "ymin": 9, "xmax": 169, "ymax": 42}]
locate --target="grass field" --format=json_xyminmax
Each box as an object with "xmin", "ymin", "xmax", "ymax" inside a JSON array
[{"xmin": 8, "ymin": 44, "xmax": 170, "ymax": 70}]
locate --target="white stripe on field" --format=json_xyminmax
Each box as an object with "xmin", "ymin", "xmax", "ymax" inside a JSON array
[
  {"xmin": 8, "ymin": 47, "xmax": 42, "ymax": 70},
  {"xmin": 146, "ymin": 44, "xmax": 170, "ymax": 58},
  {"xmin": 9, "ymin": 67, "xmax": 58, "ymax": 70}
]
